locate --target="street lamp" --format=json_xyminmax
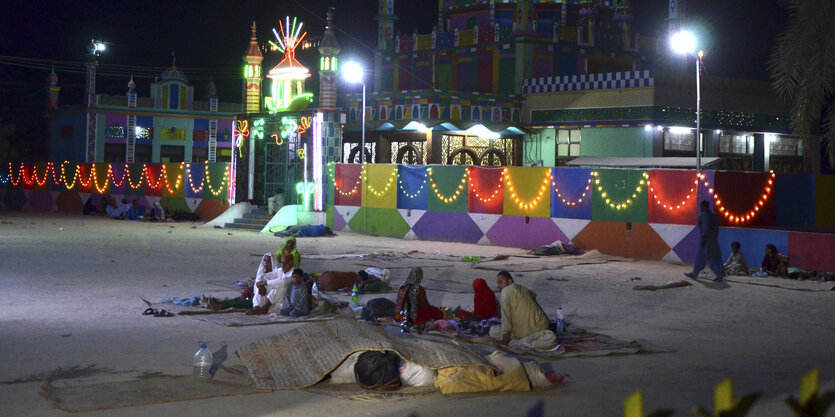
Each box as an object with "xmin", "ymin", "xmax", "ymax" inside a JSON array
[
  {"xmin": 342, "ymin": 61, "xmax": 366, "ymax": 163},
  {"xmin": 670, "ymin": 31, "xmax": 703, "ymax": 173}
]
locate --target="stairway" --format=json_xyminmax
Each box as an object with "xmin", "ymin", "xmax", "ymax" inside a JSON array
[{"xmin": 224, "ymin": 206, "xmax": 272, "ymax": 231}]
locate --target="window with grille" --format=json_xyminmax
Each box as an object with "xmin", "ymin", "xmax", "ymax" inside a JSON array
[{"xmin": 556, "ymin": 129, "xmax": 581, "ymax": 158}]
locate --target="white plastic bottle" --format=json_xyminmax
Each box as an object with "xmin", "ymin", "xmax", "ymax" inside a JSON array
[
  {"xmin": 556, "ymin": 308, "xmax": 565, "ymax": 335},
  {"xmin": 193, "ymin": 341, "xmax": 213, "ymax": 381},
  {"xmin": 311, "ymin": 282, "xmax": 319, "ymax": 298}
]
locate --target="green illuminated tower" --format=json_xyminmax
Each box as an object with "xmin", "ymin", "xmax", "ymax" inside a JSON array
[{"xmin": 243, "ymin": 22, "xmax": 263, "ymax": 114}]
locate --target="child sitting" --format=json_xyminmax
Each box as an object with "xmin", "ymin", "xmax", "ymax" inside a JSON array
[
  {"xmin": 279, "ymin": 269, "xmax": 309, "ymax": 317},
  {"xmin": 723, "ymin": 241, "xmax": 749, "ymax": 276}
]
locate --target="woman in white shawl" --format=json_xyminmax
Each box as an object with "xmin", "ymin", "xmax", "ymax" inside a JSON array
[{"xmin": 248, "ymin": 253, "xmax": 295, "ymax": 315}]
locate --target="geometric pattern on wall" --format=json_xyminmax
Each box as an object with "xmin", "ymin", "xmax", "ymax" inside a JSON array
[
  {"xmin": 552, "ymin": 218, "xmax": 590, "ymax": 243},
  {"xmin": 572, "ymin": 220, "xmax": 670, "ymax": 260},
  {"xmin": 486, "ymin": 215, "xmax": 567, "ymax": 249},
  {"xmin": 335, "ymin": 205, "xmax": 360, "ymax": 232},
  {"xmin": 468, "ymin": 213, "xmax": 502, "ymax": 245},
  {"xmin": 397, "ymin": 208, "xmax": 426, "ymax": 240},
  {"xmin": 347, "ymin": 207, "xmax": 410, "ymax": 238},
  {"xmin": 412, "ymin": 211, "xmax": 483, "ymax": 244}
]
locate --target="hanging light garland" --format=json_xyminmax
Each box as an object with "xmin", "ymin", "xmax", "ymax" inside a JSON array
[
  {"xmin": 467, "ymin": 167, "xmax": 506, "ymax": 204},
  {"xmin": 143, "ymin": 165, "xmax": 164, "ymax": 190},
  {"xmin": 505, "ymin": 168, "xmax": 551, "ymax": 210},
  {"xmin": 185, "ymin": 164, "xmax": 204, "ymax": 194},
  {"xmin": 647, "ymin": 173, "xmax": 701, "ymax": 212},
  {"xmin": 397, "ymin": 169, "xmax": 427, "ymax": 199},
  {"xmin": 159, "ymin": 163, "xmax": 184, "ymax": 194},
  {"xmin": 427, "ymin": 167, "xmax": 467, "ymax": 204},
  {"xmin": 592, "ymin": 171, "xmax": 649, "ymax": 210},
  {"xmin": 30, "ymin": 163, "xmax": 56, "ymax": 187},
  {"xmin": 89, "ymin": 164, "xmax": 112, "ymax": 194},
  {"xmin": 334, "ymin": 168, "xmax": 362, "ymax": 197},
  {"xmin": 204, "ymin": 164, "xmax": 229, "ymax": 197},
  {"xmin": 712, "ymin": 170, "xmax": 775, "ymax": 224},
  {"xmin": 77, "ymin": 164, "xmax": 93, "ymax": 188},
  {"xmin": 109, "ymin": 164, "xmax": 128, "ymax": 188},
  {"xmin": 553, "ymin": 172, "xmax": 593, "ymax": 207},
  {"xmin": 21, "ymin": 164, "xmax": 35, "ymax": 187},
  {"xmin": 362, "ymin": 164, "xmax": 397, "ymax": 198},
  {"xmin": 125, "ymin": 165, "xmax": 144, "ymax": 190},
  {"xmin": 8, "ymin": 162, "xmax": 23, "ymax": 186}
]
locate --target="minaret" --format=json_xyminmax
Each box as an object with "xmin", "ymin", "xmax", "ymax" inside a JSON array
[
  {"xmin": 126, "ymin": 77, "xmax": 137, "ymax": 162},
  {"xmin": 374, "ymin": 0, "xmax": 396, "ymax": 91},
  {"xmin": 318, "ymin": 7, "xmax": 340, "ymax": 111},
  {"xmin": 243, "ymin": 22, "xmax": 263, "ymax": 114},
  {"xmin": 46, "ymin": 66, "xmax": 60, "ymax": 110},
  {"xmin": 207, "ymin": 78, "xmax": 219, "ymax": 163}
]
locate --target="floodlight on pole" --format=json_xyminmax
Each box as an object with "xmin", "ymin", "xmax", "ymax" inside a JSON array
[
  {"xmin": 342, "ymin": 61, "xmax": 366, "ymax": 163},
  {"xmin": 670, "ymin": 30, "xmax": 702, "ymax": 174}
]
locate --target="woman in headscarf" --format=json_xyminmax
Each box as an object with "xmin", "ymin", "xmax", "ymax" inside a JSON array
[
  {"xmin": 274, "ymin": 236, "xmax": 300, "ymax": 268},
  {"xmin": 246, "ymin": 252, "xmax": 296, "ymax": 314},
  {"xmin": 204, "ymin": 253, "xmax": 280, "ymax": 311},
  {"xmin": 457, "ymin": 278, "xmax": 498, "ymax": 320},
  {"xmin": 395, "ymin": 268, "xmax": 443, "ymax": 326}
]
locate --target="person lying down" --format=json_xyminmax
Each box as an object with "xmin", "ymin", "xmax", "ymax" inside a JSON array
[{"xmin": 326, "ymin": 349, "xmax": 565, "ymax": 394}]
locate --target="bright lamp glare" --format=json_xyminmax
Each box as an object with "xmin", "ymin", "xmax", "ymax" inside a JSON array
[
  {"xmin": 342, "ymin": 62, "xmax": 364, "ymax": 84},
  {"xmin": 95, "ymin": 42, "xmax": 106, "ymax": 52},
  {"xmin": 670, "ymin": 31, "xmax": 696, "ymax": 55},
  {"xmin": 669, "ymin": 126, "xmax": 693, "ymax": 134}
]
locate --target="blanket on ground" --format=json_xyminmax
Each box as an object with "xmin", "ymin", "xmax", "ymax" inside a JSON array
[{"xmin": 236, "ymin": 319, "xmax": 490, "ymax": 390}]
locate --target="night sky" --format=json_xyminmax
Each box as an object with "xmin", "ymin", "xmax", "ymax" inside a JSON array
[{"xmin": 1, "ymin": 0, "xmax": 787, "ymax": 118}]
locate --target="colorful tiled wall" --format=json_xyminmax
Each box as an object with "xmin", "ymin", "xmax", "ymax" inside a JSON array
[{"xmin": 328, "ymin": 163, "xmax": 835, "ymax": 273}]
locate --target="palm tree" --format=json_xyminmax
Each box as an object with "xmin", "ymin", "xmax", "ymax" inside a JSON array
[{"xmin": 768, "ymin": 0, "xmax": 835, "ymax": 169}]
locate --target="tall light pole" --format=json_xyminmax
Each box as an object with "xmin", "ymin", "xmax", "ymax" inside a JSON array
[
  {"xmin": 670, "ymin": 31, "xmax": 703, "ymax": 173},
  {"xmin": 342, "ymin": 61, "xmax": 365, "ymax": 163}
]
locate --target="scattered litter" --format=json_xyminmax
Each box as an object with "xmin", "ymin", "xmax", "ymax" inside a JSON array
[
  {"xmin": 492, "ymin": 255, "xmax": 510, "ymax": 261},
  {"xmin": 227, "ymin": 232, "xmax": 232, "ymax": 235},
  {"xmin": 169, "ymin": 226, "xmax": 175, "ymax": 228},
  {"xmin": 629, "ymin": 277, "xmax": 641, "ymax": 281},
  {"xmin": 632, "ymin": 280, "xmax": 692, "ymax": 291},
  {"xmin": 529, "ymin": 241, "xmax": 583, "ymax": 256},
  {"xmin": 547, "ymin": 277, "xmax": 568, "ymax": 282},
  {"xmin": 168, "ymin": 230, "xmax": 173, "ymax": 234},
  {"xmin": 461, "ymin": 256, "xmax": 481, "ymax": 262},
  {"xmin": 59, "ymin": 227, "xmax": 63, "ymax": 231},
  {"xmin": 214, "ymin": 225, "xmax": 222, "ymax": 229}
]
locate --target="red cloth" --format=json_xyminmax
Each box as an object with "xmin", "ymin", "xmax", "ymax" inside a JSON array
[
  {"xmin": 459, "ymin": 278, "xmax": 498, "ymax": 320},
  {"xmin": 416, "ymin": 307, "xmax": 444, "ymax": 324}
]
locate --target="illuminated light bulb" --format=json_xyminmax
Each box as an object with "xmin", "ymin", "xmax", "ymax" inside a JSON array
[
  {"xmin": 754, "ymin": 206, "xmax": 759, "ymax": 211},
  {"xmin": 601, "ymin": 192, "xmax": 607, "ymax": 197}
]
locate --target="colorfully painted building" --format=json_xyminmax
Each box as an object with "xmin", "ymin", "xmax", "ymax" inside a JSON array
[{"xmin": 47, "ymin": 60, "xmax": 239, "ymax": 165}]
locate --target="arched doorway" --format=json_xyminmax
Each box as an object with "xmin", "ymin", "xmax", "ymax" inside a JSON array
[
  {"xmin": 396, "ymin": 144, "xmax": 422, "ymax": 164},
  {"xmin": 347, "ymin": 146, "xmax": 373, "ymax": 163},
  {"xmin": 479, "ymin": 149, "xmax": 506, "ymax": 166},
  {"xmin": 447, "ymin": 148, "xmax": 479, "ymax": 165}
]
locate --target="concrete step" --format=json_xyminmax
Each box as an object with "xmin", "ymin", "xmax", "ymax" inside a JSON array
[
  {"xmin": 224, "ymin": 223, "xmax": 264, "ymax": 231},
  {"xmin": 230, "ymin": 218, "xmax": 269, "ymax": 226}
]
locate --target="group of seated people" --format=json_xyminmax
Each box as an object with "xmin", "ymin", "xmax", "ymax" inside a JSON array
[
  {"xmin": 83, "ymin": 195, "xmax": 165, "ymax": 221},
  {"xmin": 722, "ymin": 241, "xmax": 790, "ymax": 277},
  {"xmin": 203, "ymin": 236, "xmax": 559, "ymax": 348}
]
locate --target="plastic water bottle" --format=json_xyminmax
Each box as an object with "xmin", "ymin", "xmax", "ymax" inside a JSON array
[
  {"xmin": 311, "ymin": 282, "xmax": 319, "ymax": 298},
  {"xmin": 555, "ymin": 308, "xmax": 565, "ymax": 335},
  {"xmin": 351, "ymin": 283, "xmax": 359, "ymax": 304},
  {"xmin": 192, "ymin": 341, "xmax": 213, "ymax": 381}
]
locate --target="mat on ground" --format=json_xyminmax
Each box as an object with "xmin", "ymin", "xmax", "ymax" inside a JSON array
[{"xmin": 236, "ymin": 319, "xmax": 490, "ymax": 390}]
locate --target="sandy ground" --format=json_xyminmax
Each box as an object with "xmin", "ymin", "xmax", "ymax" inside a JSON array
[{"xmin": 0, "ymin": 212, "xmax": 833, "ymax": 417}]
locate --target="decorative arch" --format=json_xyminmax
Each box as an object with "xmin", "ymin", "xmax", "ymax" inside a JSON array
[
  {"xmin": 479, "ymin": 149, "xmax": 506, "ymax": 166},
  {"xmin": 347, "ymin": 146, "xmax": 373, "ymax": 163},
  {"xmin": 472, "ymin": 107, "xmax": 481, "ymax": 121},
  {"xmin": 380, "ymin": 106, "xmax": 387, "ymax": 120},
  {"xmin": 412, "ymin": 105, "xmax": 420, "ymax": 119},
  {"xmin": 396, "ymin": 144, "xmax": 422, "ymax": 164},
  {"xmin": 492, "ymin": 107, "xmax": 501, "ymax": 121},
  {"xmin": 512, "ymin": 108, "xmax": 521, "ymax": 122},
  {"xmin": 430, "ymin": 104, "xmax": 439, "ymax": 119},
  {"xmin": 447, "ymin": 148, "xmax": 479, "ymax": 165},
  {"xmin": 451, "ymin": 106, "xmax": 461, "ymax": 119}
]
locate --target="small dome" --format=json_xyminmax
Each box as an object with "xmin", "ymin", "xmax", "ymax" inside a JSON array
[
  {"xmin": 128, "ymin": 77, "xmax": 136, "ymax": 90},
  {"xmin": 161, "ymin": 60, "xmax": 188, "ymax": 83},
  {"xmin": 206, "ymin": 79, "xmax": 217, "ymax": 96},
  {"xmin": 47, "ymin": 68, "xmax": 58, "ymax": 85}
]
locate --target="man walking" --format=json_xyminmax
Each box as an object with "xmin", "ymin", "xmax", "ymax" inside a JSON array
[{"xmin": 686, "ymin": 200, "xmax": 725, "ymax": 281}]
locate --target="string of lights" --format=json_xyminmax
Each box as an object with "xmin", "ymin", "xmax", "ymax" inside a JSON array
[
  {"xmin": 712, "ymin": 171, "xmax": 775, "ymax": 224},
  {"xmin": 362, "ymin": 164, "xmax": 397, "ymax": 198},
  {"xmin": 427, "ymin": 167, "xmax": 467, "ymax": 204},
  {"xmin": 467, "ymin": 167, "xmax": 506, "ymax": 204},
  {"xmin": 592, "ymin": 171, "xmax": 649, "ymax": 210},
  {"xmin": 552, "ymin": 173, "xmax": 593, "ymax": 207},
  {"xmin": 647, "ymin": 173, "xmax": 702, "ymax": 212},
  {"xmin": 334, "ymin": 168, "xmax": 361, "ymax": 196},
  {"xmin": 4, "ymin": 162, "xmax": 228, "ymax": 196},
  {"xmin": 505, "ymin": 168, "xmax": 551, "ymax": 211},
  {"xmin": 397, "ymin": 169, "xmax": 427, "ymax": 199}
]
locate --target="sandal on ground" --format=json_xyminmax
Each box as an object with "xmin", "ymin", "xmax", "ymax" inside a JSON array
[
  {"xmin": 143, "ymin": 307, "xmax": 159, "ymax": 316},
  {"xmin": 154, "ymin": 309, "xmax": 174, "ymax": 317}
]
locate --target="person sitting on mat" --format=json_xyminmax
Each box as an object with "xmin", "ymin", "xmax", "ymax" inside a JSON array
[
  {"xmin": 278, "ymin": 269, "xmax": 309, "ymax": 317},
  {"xmin": 489, "ymin": 271, "xmax": 557, "ymax": 350},
  {"xmin": 456, "ymin": 278, "xmax": 499, "ymax": 320},
  {"xmin": 395, "ymin": 268, "xmax": 443, "ymax": 328},
  {"xmin": 723, "ymin": 241, "xmax": 749, "ymax": 276},
  {"xmin": 247, "ymin": 253, "xmax": 295, "ymax": 315}
]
